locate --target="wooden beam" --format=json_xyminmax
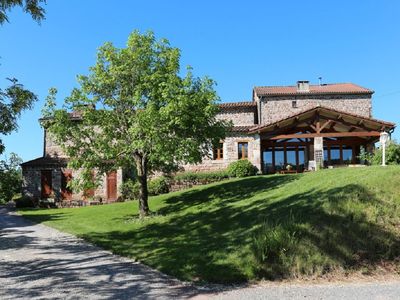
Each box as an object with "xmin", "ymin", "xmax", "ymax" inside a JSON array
[
  {"xmin": 319, "ymin": 120, "xmax": 333, "ymax": 132},
  {"xmin": 270, "ymin": 131, "xmax": 381, "ymax": 140}
]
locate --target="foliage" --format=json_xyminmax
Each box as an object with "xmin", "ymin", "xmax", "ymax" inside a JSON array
[
  {"xmin": 14, "ymin": 195, "xmax": 37, "ymax": 208},
  {"xmin": 358, "ymin": 146, "xmax": 374, "ymax": 165},
  {"xmin": 119, "ymin": 179, "xmax": 140, "ymax": 201},
  {"xmin": 148, "ymin": 176, "xmax": 170, "ymax": 196},
  {"xmin": 371, "ymin": 140, "xmax": 400, "ymax": 165},
  {"xmin": 227, "ymin": 159, "xmax": 257, "ymax": 177},
  {"xmin": 359, "ymin": 140, "xmax": 400, "ymax": 166},
  {"xmin": 0, "ymin": 0, "xmax": 46, "ymax": 24},
  {"xmin": 0, "ymin": 78, "xmax": 37, "ymax": 154},
  {"xmin": 19, "ymin": 166, "xmax": 400, "ymax": 283},
  {"xmin": 0, "ymin": 152, "xmax": 22, "ymax": 203},
  {"xmin": 43, "ymin": 31, "xmax": 229, "ymax": 216},
  {"xmin": 173, "ymin": 169, "xmax": 229, "ymax": 183},
  {"xmin": 252, "ymin": 215, "xmax": 298, "ymax": 279}
]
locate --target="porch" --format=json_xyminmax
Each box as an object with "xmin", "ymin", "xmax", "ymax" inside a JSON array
[{"xmin": 249, "ymin": 106, "xmax": 395, "ymax": 174}]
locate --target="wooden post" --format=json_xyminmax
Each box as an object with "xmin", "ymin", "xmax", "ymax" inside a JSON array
[
  {"xmin": 339, "ymin": 144, "xmax": 343, "ymax": 164},
  {"xmin": 295, "ymin": 146, "xmax": 299, "ymax": 172},
  {"xmin": 272, "ymin": 144, "xmax": 275, "ymax": 173},
  {"xmin": 284, "ymin": 144, "xmax": 287, "ymax": 166}
]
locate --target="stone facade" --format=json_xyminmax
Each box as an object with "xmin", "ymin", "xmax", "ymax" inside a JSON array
[
  {"xmin": 257, "ymin": 94, "xmax": 372, "ymax": 124},
  {"xmin": 183, "ymin": 133, "xmax": 261, "ymax": 173},
  {"xmin": 216, "ymin": 106, "xmax": 257, "ymax": 125}
]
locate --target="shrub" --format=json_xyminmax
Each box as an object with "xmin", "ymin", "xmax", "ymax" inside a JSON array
[
  {"xmin": 174, "ymin": 170, "xmax": 229, "ymax": 183},
  {"xmin": 148, "ymin": 176, "xmax": 170, "ymax": 196},
  {"xmin": 120, "ymin": 179, "xmax": 140, "ymax": 201},
  {"xmin": 15, "ymin": 196, "xmax": 37, "ymax": 208},
  {"xmin": 227, "ymin": 159, "xmax": 257, "ymax": 177},
  {"xmin": 365, "ymin": 140, "xmax": 400, "ymax": 166},
  {"xmin": 0, "ymin": 153, "xmax": 23, "ymax": 204}
]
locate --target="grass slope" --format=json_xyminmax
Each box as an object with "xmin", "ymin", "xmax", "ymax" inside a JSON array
[{"xmin": 20, "ymin": 166, "xmax": 400, "ymax": 283}]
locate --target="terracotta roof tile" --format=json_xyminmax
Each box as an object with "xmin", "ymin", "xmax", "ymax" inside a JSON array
[
  {"xmin": 218, "ymin": 101, "xmax": 256, "ymax": 109},
  {"xmin": 254, "ymin": 83, "xmax": 373, "ymax": 96}
]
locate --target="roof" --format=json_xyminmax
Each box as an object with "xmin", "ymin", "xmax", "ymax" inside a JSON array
[
  {"xmin": 231, "ymin": 125, "xmax": 255, "ymax": 132},
  {"xmin": 21, "ymin": 156, "xmax": 69, "ymax": 167},
  {"xmin": 254, "ymin": 83, "xmax": 373, "ymax": 96},
  {"xmin": 249, "ymin": 106, "xmax": 395, "ymax": 134},
  {"xmin": 218, "ymin": 101, "xmax": 256, "ymax": 109}
]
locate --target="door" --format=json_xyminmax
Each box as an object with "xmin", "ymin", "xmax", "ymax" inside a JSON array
[
  {"xmin": 61, "ymin": 169, "xmax": 73, "ymax": 200},
  {"xmin": 41, "ymin": 170, "xmax": 52, "ymax": 198},
  {"xmin": 106, "ymin": 171, "xmax": 117, "ymax": 201}
]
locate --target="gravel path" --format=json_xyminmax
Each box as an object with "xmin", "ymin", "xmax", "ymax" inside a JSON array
[
  {"xmin": 0, "ymin": 207, "xmax": 200, "ymax": 299},
  {"xmin": 1, "ymin": 206, "xmax": 400, "ymax": 300}
]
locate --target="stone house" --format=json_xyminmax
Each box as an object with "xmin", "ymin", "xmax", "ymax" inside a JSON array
[{"xmin": 21, "ymin": 81, "xmax": 396, "ymax": 204}]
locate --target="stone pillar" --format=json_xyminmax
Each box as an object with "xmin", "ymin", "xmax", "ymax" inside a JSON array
[
  {"xmin": 314, "ymin": 137, "xmax": 324, "ymax": 170},
  {"xmin": 252, "ymin": 134, "xmax": 262, "ymax": 173}
]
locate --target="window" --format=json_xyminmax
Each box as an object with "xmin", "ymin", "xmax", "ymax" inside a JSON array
[
  {"xmin": 292, "ymin": 100, "xmax": 297, "ymax": 108},
  {"xmin": 213, "ymin": 143, "xmax": 224, "ymax": 160},
  {"xmin": 238, "ymin": 142, "xmax": 248, "ymax": 159}
]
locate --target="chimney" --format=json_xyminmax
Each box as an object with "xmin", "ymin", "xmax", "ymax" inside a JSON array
[{"xmin": 297, "ymin": 80, "xmax": 310, "ymax": 92}]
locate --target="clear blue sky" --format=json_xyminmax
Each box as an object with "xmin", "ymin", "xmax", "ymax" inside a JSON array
[{"xmin": 1, "ymin": 0, "xmax": 399, "ymax": 162}]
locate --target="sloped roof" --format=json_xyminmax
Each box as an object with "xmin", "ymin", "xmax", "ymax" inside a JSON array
[
  {"xmin": 218, "ymin": 101, "xmax": 256, "ymax": 109},
  {"xmin": 250, "ymin": 106, "xmax": 395, "ymax": 134},
  {"xmin": 254, "ymin": 83, "xmax": 373, "ymax": 96},
  {"xmin": 21, "ymin": 156, "xmax": 69, "ymax": 167}
]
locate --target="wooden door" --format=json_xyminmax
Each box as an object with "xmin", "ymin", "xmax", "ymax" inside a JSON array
[
  {"xmin": 106, "ymin": 171, "xmax": 117, "ymax": 201},
  {"xmin": 41, "ymin": 170, "xmax": 52, "ymax": 198},
  {"xmin": 61, "ymin": 169, "xmax": 73, "ymax": 200}
]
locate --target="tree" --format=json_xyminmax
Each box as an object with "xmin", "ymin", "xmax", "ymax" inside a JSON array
[
  {"xmin": 0, "ymin": 0, "xmax": 44, "ymax": 153},
  {"xmin": 44, "ymin": 31, "xmax": 229, "ymax": 216},
  {"xmin": 0, "ymin": 152, "xmax": 23, "ymax": 203},
  {"xmin": 0, "ymin": 0, "xmax": 46, "ymax": 24},
  {"xmin": 0, "ymin": 78, "xmax": 37, "ymax": 154}
]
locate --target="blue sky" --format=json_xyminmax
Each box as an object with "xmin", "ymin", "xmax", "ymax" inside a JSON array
[{"xmin": 1, "ymin": 0, "xmax": 399, "ymax": 162}]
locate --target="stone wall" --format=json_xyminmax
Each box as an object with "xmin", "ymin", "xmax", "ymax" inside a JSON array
[
  {"xmin": 22, "ymin": 168, "xmax": 41, "ymax": 199},
  {"xmin": 44, "ymin": 130, "xmax": 67, "ymax": 157},
  {"xmin": 183, "ymin": 133, "xmax": 261, "ymax": 172},
  {"xmin": 22, "ymin": 166, "xmax": 122, "ymax": 202},
  {"xmin": 217, "ymin": 107, "xmax": 257, "ymax": 126},
  {"xmin": 260, "ymin": 94, "xmax": 372, "ymax": 124}
]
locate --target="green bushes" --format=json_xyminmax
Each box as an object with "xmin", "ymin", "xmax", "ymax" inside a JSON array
[
  {"xmin": 15, "ymin": 196, "xmax": 37, "ymax": 208},
  {"xmin": 120, "ymin": 179, "xmax": 140, "ymax": 201},
  {"xmin": 227, "ymin": 159, "xmax": 258, "ymax": 177},
  {"xmin": 359, "ymin": 141, "xmax": 400, "ymax": 166},
  {"xmin": 0, "ymin": 153, "xmax": 23, "ymax": 204},
  {"xmin": 148, "ymin": 176, "xmax": 169, "ymax": 196},
  {"xmin": 174, "ymin": 170, "xmax": 229, "ymax": 183}
]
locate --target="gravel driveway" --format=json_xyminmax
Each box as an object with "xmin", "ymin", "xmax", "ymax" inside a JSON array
[{"xmin": 1, "ymin": 206, "xmax": 400, "ymax": 300}]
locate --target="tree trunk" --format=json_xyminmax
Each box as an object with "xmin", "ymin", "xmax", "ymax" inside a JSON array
[{"xmin": 135, "ymin": 155, "xmax": 150, "ymax": 217}]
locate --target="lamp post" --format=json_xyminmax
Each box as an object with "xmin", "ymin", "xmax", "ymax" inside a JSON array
[{"xmin": 380, "ymin": 131, "xmax": 389, "ymax": 167}]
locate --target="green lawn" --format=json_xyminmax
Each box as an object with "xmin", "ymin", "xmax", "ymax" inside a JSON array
[{"xmin": 19, "ymin": 166, "xmax": 400, "ymax": 283}]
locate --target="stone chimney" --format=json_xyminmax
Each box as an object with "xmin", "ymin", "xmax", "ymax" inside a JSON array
[{"xmin": 297, "ymin": 80, "xmax": 310, "ymax": 92}]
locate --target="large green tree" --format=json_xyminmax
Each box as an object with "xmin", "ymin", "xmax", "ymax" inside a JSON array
[
  {"xmin": 0, "ymin": 78, "xmax": 37, "ymax": 154},
  {"xmin": 0, "ymin": 0, "xmax": 45, "ymax": 153},
  {"xmin": 0, "ymin": 0, "xmax": 46, "ymax": 24},
  {"xmin": 44, "ymin": 31, "xmax": 228, "ymax": 216}
]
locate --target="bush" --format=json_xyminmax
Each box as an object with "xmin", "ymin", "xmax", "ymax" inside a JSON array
[
  {"xmin": 148, "ymin": 176, "xmax": 170, "ymax": 196},
  {"xmin": 0, "ymin": 153, "xmax": 23, "ymax": 204},
  {"xmin": 15, "ymin": 196, "xmax": 37, "ymax": 208},
  {"xmin": 174, "ymin": 170, "xmax": 229, "ymax": 183},
  {"xmin": 360, "ymin": 140, "xmax": 400, "ymax": 166},
  {"xmin": 227, "ymin": 159, "xmax": 257, "ymax": 177},
  {"xmin": 120, "ymin": 179, "xmax": 140, "ymax": 201}
]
